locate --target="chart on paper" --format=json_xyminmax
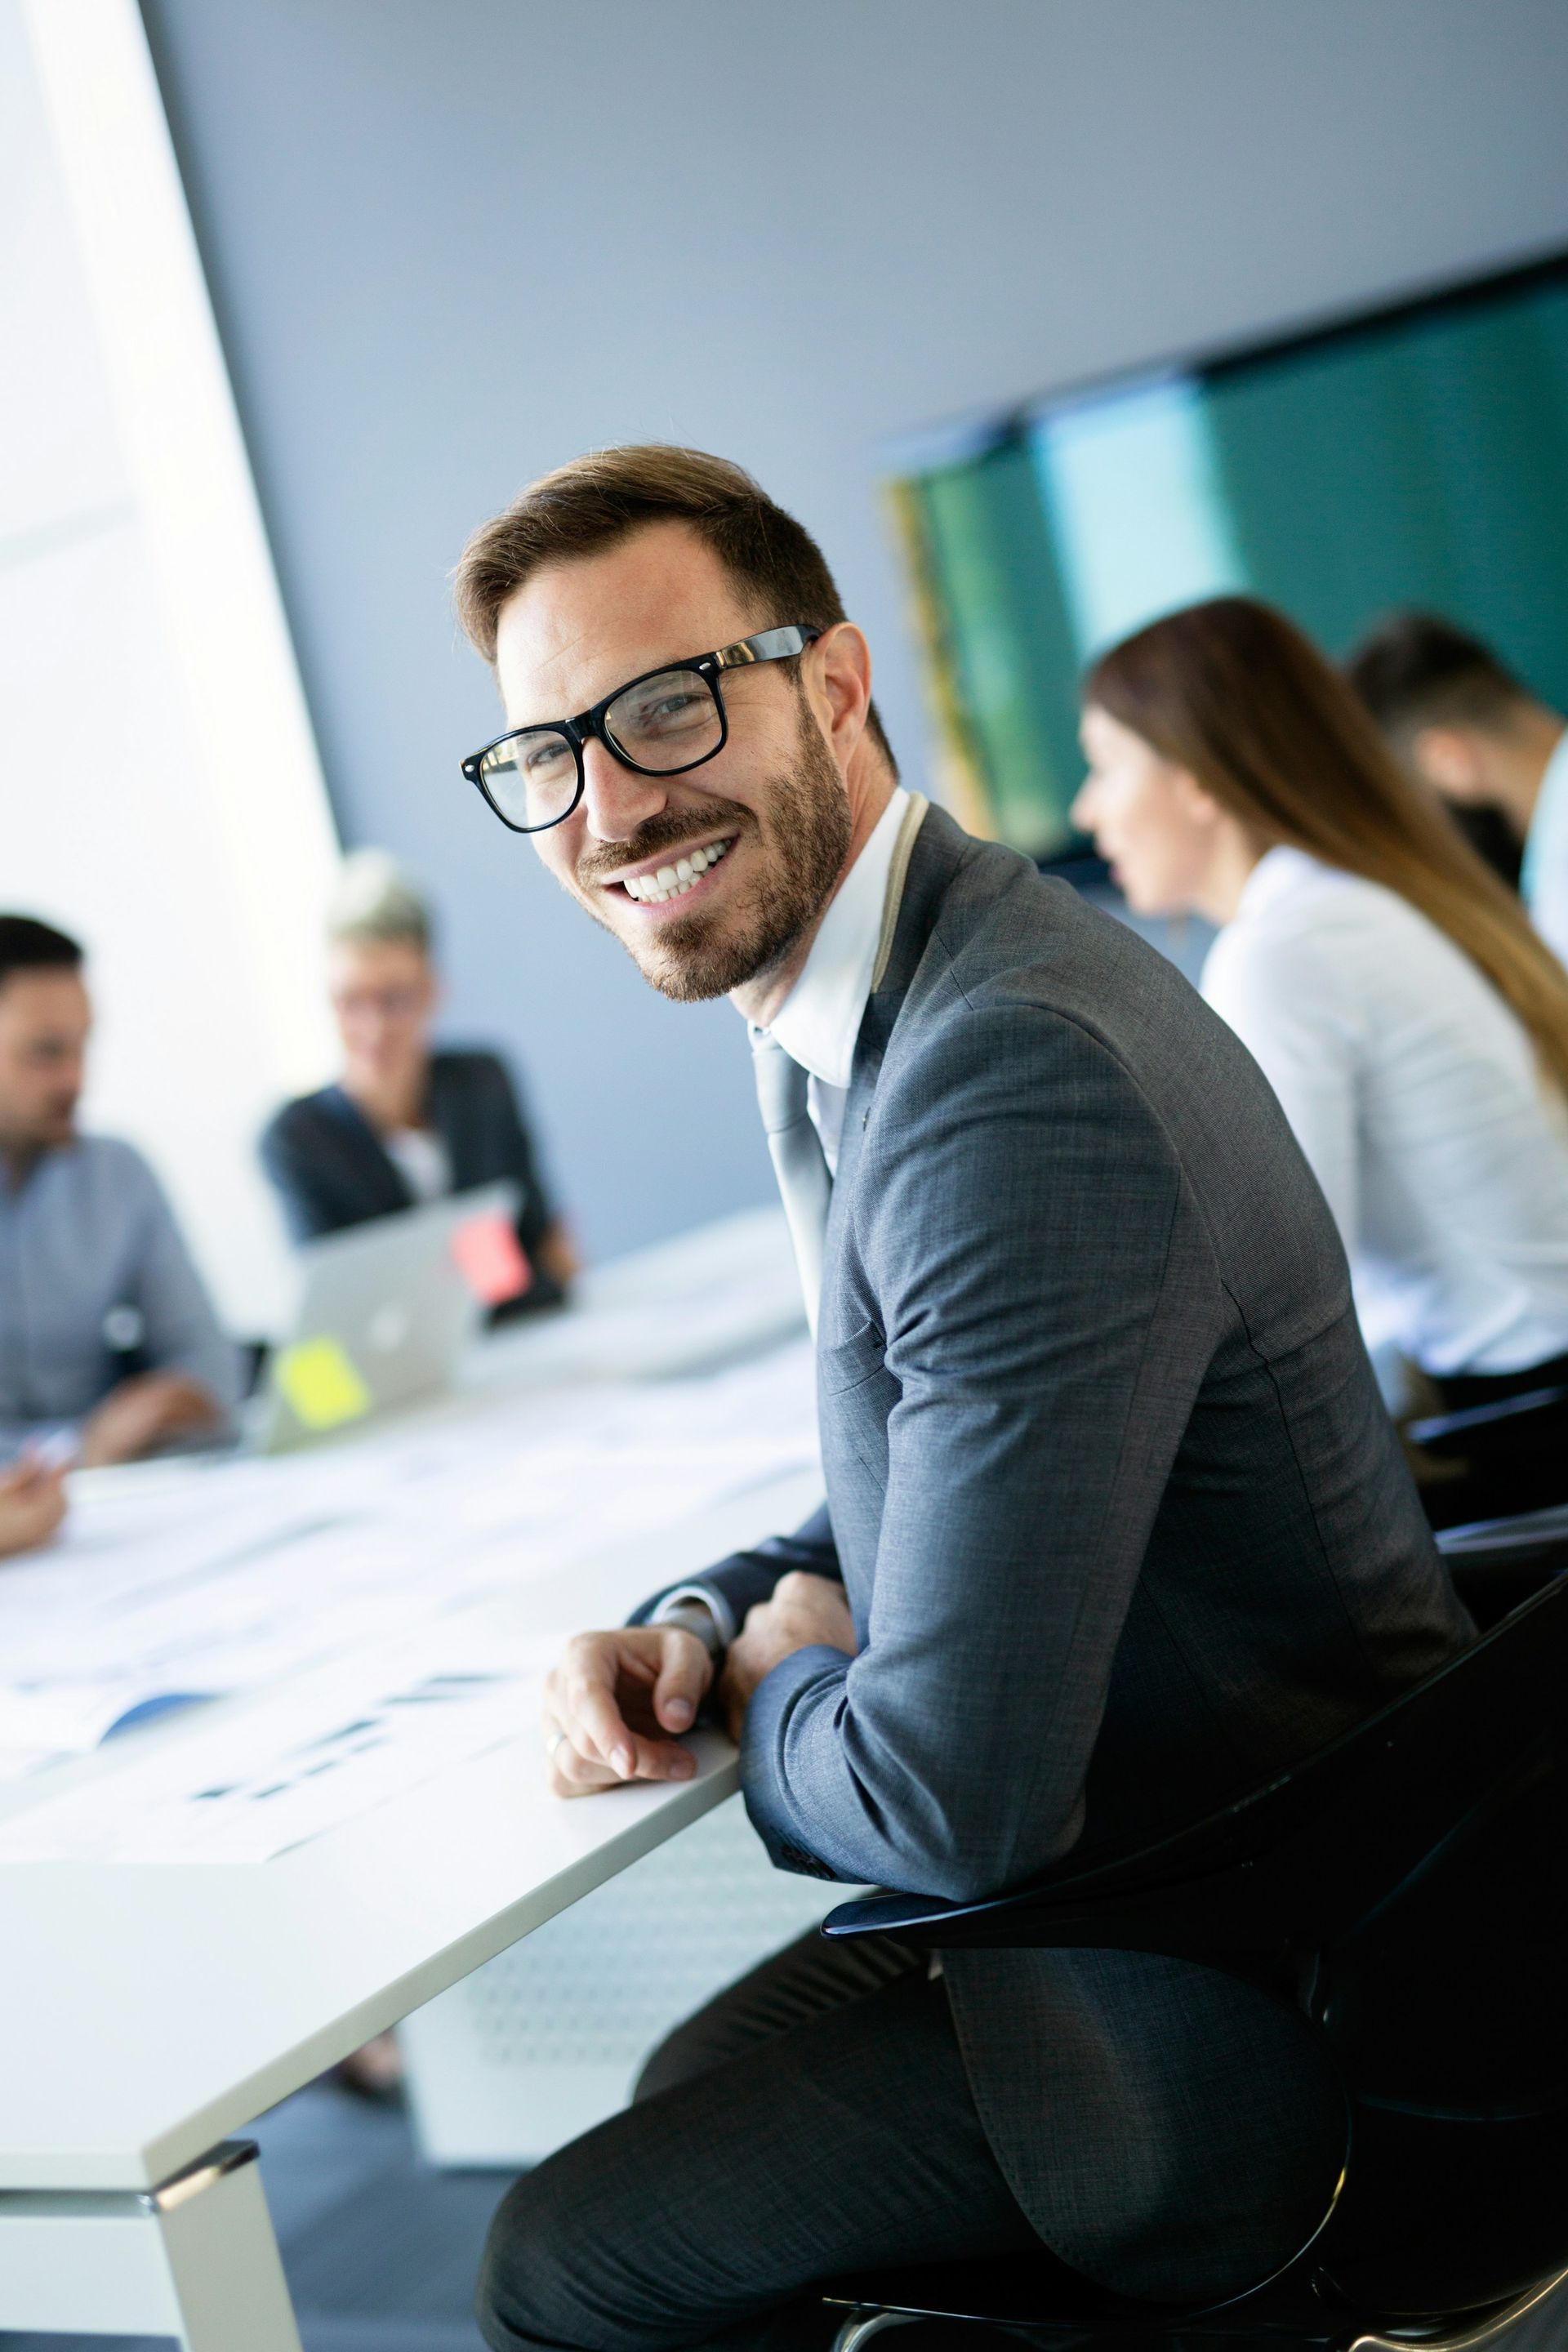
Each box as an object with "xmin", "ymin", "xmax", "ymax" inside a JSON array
[
  {"xmin": 0, "ymin": 1338, "xmax": 817, "ymax": 1784},
  {"xmin": 0, "ymin": 1616, "xmax": 559, "ymax": 1864}
]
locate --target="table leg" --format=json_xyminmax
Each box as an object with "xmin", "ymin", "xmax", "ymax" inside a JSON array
[{"xmin": 0, "ymin": 2140, "xmax": 302, "ymax": 2348}]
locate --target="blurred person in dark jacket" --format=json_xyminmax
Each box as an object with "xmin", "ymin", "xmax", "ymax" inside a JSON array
[{"xmin": 261, "ymin": 853, "xmax": 575, "ymax": 1312}]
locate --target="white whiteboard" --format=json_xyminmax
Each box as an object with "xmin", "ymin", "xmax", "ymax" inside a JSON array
[{"xmin": 2, "ymin": 0, "xmax": 342, "ymax": 1335}]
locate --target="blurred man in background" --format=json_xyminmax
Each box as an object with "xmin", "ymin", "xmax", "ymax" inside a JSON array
[
  {"xmin": 0, "ymin": 916, "xmax": 240, "ymax": 1468},
  {"xmin": 1348, "ymin": 614, "xmax": 1568, "ymax": 963},
  {"xmin": 261, "ymin": 851, "xmax": 575, "ymax": 1311}
]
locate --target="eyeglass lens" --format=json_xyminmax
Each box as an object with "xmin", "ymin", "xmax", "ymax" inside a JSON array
[{"xmin": 479, "ymin": 667, "xmax": 723, "ymax": 831}]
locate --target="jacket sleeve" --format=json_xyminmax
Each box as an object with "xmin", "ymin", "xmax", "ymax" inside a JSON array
[
  {"xmin": 627, "ymin": 1502, "xmax": 840, "ymax": 1635},
  {"xmin": 478, "ymin": 1056, "xmax": 556, "ymax": 1258},
  {"xmin": 740, "ymin": 1000, "xmax": 1221, "ymax": 1900},
  {"xmin": 259, "ymin": 1105, "xmax": 344, "ymax": 1242}
]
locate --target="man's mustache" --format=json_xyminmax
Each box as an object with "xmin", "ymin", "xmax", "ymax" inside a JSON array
[{"xmin": 577, "ymin": 798, "xmax": 753, "ymax": 889}]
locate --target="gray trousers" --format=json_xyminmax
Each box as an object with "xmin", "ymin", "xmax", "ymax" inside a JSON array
[{"xmin": 475, "ymin": 1930, "xmax": 1046, "ymax": 2350}]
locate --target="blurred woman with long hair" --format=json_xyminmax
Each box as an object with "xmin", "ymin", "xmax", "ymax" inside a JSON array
[{"xmin": 1072, "ymin": 595, "xmax": 1568, "ymax": 1526}]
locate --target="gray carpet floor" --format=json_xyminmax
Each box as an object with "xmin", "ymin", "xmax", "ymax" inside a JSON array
[{"xmin": 4, "ymin": 2074, "xmax": 1568, "ymax": 2352}]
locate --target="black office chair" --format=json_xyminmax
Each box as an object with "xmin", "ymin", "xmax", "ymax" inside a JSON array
[
  {"xmin": 818, "ymin": 1518, "xmax": 1568, "ymax": 2351},
  {"xmin": 1410, "ymin": 1388, "xmax": 1568, "ymax": 1528},
  {"xmin": 1437, "ymin": 1500, "xmax": 1568, "ymax": 1626}
]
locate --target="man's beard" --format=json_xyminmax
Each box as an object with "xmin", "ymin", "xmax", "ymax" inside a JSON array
[{"xmin": 573, "ymin": 710, "xmax": 853, "ymax": 1004}]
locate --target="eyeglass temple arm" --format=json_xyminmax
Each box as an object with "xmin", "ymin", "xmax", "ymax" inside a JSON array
[{"xmin": 713, "ymin": 625, "xmax": 822, "ymax": 669}]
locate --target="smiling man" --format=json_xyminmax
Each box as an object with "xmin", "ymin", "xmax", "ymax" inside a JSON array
[{"xmin": 452, "ymin": 448, "xmax": 1472, "ymax": 2352}]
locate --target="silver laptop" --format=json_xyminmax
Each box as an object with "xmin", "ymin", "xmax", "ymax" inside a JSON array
[{"xmin": 254, "ymin": 1183, "xmax": 520, "ymax": 1453}]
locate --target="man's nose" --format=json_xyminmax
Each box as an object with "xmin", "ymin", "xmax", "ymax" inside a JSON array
[
  {"xmin": 1068, "ymin": 777, "xmax": 1097, "ymax": 831},
  {"xmin": 581, "ymin": 737, "xmax": 670, "ymax": 844}
]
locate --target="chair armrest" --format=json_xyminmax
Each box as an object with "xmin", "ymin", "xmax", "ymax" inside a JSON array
[
  {"xmin": 1436, "ymin": 1502, "xmax": 1568, "ymax": 1628},
  {"xmin": 1408, "ymin": 1384, "xmax": 1568, "ymax": 1459},
  {"xmin": 826, "ymin": 1570, "xmax": 1568, "ymax": 1962}
]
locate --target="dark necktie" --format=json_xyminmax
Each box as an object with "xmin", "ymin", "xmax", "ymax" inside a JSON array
[{"xmin": 751, "ymin": 1031, "xmax": 832, "ymax": 1335}]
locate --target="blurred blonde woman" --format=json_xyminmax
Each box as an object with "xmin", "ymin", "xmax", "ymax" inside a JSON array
[
  {"xmin": 1072, "ymin": 595, "xmax": 1568, "ymax": 1527},
  {"xmin": 262, "ymin": 853, "xmax": 576, "ymax": 1309}
]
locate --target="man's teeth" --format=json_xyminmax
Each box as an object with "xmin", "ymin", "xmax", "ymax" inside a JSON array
[{"xmin": 623, "ymin": 837, "xmax": 733, "ymax": 904}]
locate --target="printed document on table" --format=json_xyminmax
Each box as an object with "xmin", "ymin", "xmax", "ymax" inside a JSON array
[
  {"xmin": 0, "ymin": 1618, "xmax": 559, "ymax": 1864},
  {"xmin": 0, "ymin": 1339, "xmax": 817, "ymax": 1783}
]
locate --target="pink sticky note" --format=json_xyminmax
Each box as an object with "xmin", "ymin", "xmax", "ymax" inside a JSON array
[{"xmin": 450, "ymin": 1212, "xmax": 532, "ymax": 1306}]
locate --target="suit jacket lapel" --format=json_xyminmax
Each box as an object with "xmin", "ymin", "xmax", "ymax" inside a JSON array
[
  {"xmin": 322, "ymin": 1085, "xmax": 414, "ymax": 1216},
  {"xmin": 826, "ymin": 806, "xmax": 975, "ymax": 1256}
]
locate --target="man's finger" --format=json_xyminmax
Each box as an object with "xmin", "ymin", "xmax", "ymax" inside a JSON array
[
  {"xmin": 546, "ymin": 1632, "xmax": 702, "ymax": 1788},
  {"xmin": 653, "ymin": 1628, "xmax": 711, "ymax": 1733},
  {"xmin": 550, "ymin": 1742, "xmax": 618, "ymax": 1797},
  {"xmin": 543, "ymin": 1707, "xmax": 696, "ymax": 1793},
  {"xmin": 541, "ymin": 1702, "xmax": 616, "ymax": 1794},
  {"xmin": 565, "ymin": 1673, "xmax": 640, "ymax": 1779},
  {"xmin": 551, "ymin": 1637, "xmax": 638, "ymax": 1774}
]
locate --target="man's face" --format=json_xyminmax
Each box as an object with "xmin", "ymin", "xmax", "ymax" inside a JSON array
[
  {"xmin": 492, "ymin": 523, "xmax": 851, "ymax": 1003},
  {"xmin": 1406, "ymin": 724, "xmax": 1493, "ymax": 807},
  {"xmin": 0, "ymin": 969, "xmax": 91, "ymax": 1156}
]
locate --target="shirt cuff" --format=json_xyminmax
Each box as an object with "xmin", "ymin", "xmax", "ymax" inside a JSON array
[{"xmin": 651, "ymin": 1584, "xmax": 736, "ymax": 1655}]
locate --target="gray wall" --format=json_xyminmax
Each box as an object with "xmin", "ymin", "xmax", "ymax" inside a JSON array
[{"xmin": 140, "ymin": 0, "xmax": 1568, "ymax": 1260}]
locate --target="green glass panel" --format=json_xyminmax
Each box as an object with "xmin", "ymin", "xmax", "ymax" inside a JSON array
[
  {"xmin": 1204, "ymin": 283, "xmax": 1568, "ymax": 702},
  {"xmin": 911, "ymin": 440, "xmax": 1083, "ymax": 858},
  {"xmin": 888, "ymin": 266, "xmax": 1568, "ymax": 838}
]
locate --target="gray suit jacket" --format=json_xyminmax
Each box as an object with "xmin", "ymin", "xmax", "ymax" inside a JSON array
[{"xmin": 661, "ymin": 808, "xmax": 1472, "ymax": 2296}]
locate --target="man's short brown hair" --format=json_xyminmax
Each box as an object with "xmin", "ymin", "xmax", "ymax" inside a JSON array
[
  {"xmin": 1345, "ymin": 611, "xmax": 1536, "ymax": 751},
  {"xmin": 452, "ymin": 443, "xmax": 896, "ymax": 771}
]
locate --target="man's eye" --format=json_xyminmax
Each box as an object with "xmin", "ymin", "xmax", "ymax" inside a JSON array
[
  {"xmin": 635, "ymin": 692, "xmax": 706, "ymax": 732},
  {"xmin": 523, "ymin": 739, "xmax": 570, "ymax": 774}
]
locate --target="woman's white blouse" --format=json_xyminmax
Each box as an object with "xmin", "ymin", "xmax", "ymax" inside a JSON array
[{"xmin": 1200, "ymin": 846, "xmax": 1568, "ymax": 1378}]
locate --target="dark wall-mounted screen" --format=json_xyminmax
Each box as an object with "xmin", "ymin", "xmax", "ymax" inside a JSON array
[{"xmin": 886, "ymin": 253, "xmax": 1568, "ymax": 860}]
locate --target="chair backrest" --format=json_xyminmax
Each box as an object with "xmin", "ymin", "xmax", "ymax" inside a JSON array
[
  {"xmin": 1306, "ymin": 1717, "xmax": 1568, "ymax": 2314},
  {"xmin": 824, "ymin": 1537, "xmax": 1568, "ymax": 2324},
  {"xmin": 1316, "ymin": 1737, "xmax": 1568, "ymax": 2117},
  {"xmin": 825, "ymin": 1565, "xmax": 1568, "ymax": 1973}
]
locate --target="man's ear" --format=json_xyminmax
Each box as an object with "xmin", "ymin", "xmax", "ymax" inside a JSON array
[
  {"xmin": 1411, "ymin": 724, "xmax": 1486, "ymax": 800},
  {"xmin": 810, "ymin": 624, "xmax": 873, "ymax": 767}
]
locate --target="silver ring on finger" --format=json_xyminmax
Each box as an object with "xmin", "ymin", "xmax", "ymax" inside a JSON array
[{"xmin": 546, "ymin": 1727, "xmax": 567, "ymax": 1762}]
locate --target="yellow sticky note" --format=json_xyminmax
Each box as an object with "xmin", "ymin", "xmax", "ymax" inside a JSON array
[{"xmin": 274, "ymin": 1336, "xmax": 372, "ymax": 1431}]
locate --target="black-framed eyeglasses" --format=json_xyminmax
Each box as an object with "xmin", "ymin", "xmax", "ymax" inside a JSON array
[{"xmin": 460, "ymin": 624, "xmax": 822, "ymax": 835}]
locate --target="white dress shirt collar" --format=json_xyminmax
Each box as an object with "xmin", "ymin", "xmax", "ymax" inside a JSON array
[
  {"xmin": 1232, "ymin": 843, "xmax": 1325, "ymax": 924},
  {"xmin": 1522, "ymin": 728, "xmax": 1568, "ymax": 935},
  {"xmin": 753, "ymin": 788, "xmax": 918, "ymax": 1089}
]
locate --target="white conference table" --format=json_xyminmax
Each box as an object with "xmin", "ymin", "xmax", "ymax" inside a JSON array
[{"xmin": 0, "ymin": 1209, "xmax": 817, "ymax": 2347}]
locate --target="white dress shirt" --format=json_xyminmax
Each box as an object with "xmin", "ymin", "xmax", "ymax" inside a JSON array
[
  {"xmin": 755, "ymin": 787, "xmax": 927, "ymax": 1174},
  {"xmin": 1522, "ymin": 728, "xmax": 1568, "ymax": 970},
  {"xmin": 382, "ymin": 1125, "xmax": 453, "ymax": 1205},
  {"xmin": 657, "ymin": 790, "xmax": 927, "ymax": 1651},
  {"xmin": 1201, "ymin": 846, "xmax": 1568, "ymax": 1378}
]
